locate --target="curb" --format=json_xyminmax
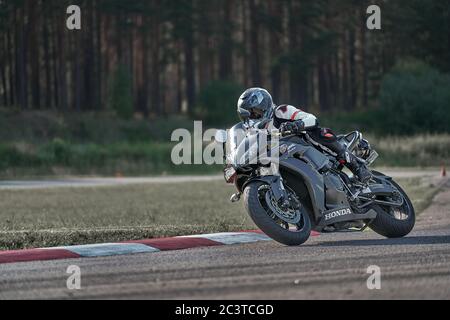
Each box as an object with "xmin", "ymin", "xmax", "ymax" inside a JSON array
[{"xmin": 0, "ymin": 230, "xmax": 320, "ymax": 265}]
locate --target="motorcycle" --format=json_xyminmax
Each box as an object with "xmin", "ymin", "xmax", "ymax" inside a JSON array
[{"xmin": 216, "ymin": 123, "xmax": 415, "ymax": 246}]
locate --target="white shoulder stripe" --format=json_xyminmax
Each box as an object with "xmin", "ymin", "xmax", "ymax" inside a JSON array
[
  {"xmin": 275, "ymin": 105, "xmax": 317, "ymax": 128},
  {"xmin": 275, "ymin": 105, "xmax": 298, "ymax": 120}
]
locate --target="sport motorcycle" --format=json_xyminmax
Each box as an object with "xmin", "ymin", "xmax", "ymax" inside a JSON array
[{"xmin": 216, "ymin": 123, "xmax": 415, "ymax": 246}]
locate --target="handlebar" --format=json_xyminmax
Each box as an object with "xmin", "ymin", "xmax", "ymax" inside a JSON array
[{"xmin": 271, "ymin": 130, "xmax": 293, "ymax": 138}]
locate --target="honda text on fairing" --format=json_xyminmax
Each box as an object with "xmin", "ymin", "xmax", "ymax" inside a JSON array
[{"xmin": 216, "ymin": 126, "xmax": 415, "ymax": 246}]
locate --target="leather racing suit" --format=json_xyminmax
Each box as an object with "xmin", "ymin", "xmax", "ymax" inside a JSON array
[{"xmin": 260, "ymin": 104, "xmax": 371, "ymax": 183}]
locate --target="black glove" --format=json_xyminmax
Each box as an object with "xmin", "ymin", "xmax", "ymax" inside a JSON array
[{"xmin": 280, "ymin": 120, "xmax": 305, "ymax": 135}]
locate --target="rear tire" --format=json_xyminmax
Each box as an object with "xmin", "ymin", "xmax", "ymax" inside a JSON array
[
  {"xmin": 244, "ymin": 181, "xmax": 311, "ymax": 246},
  {"xmin": 369, "ymin": 179, "xmax": 415, "ymax": 238}
]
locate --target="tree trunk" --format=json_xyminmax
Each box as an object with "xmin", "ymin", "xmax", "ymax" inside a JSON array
[
  {"xmin": 28, "ymin": 0, "xmax": 40, "ymax": 109},
  {"xmin": 269, "ymin": 0, "xmax": 282, "ymax": 99},
  {"xmin": 43, "ymin": 16, "xmax": 52, "ymax": 109},
  {"xmin": 184, "ymin": 25, "xmax": 196, "ymax": 114},
  {"xmin": 0, "ymin": 63, "xmax": 7, "ymax": 107},
  {"xmin": 7, "ymin": 29, "xmax": 15, "ymax": 106},
  {"xmin": 56, "ymin": 17, "xmax": 68, "ymax": 110},
  {"xmin": 318, "ymin": 59, "xmax": 331, "ymax": 112},
  {"xmin": 51, "ymin": 17, "xmax": 59, "ymax": 108},
  {"xmin": 15, "ymin": 6, "xmax": 28, "ymax": 109},
  {"xmin": 249, "ymin": 0, "xmax": 261, "ymax": 86},
  {"xmin": 73, "ymin": 28, "xmax": 83, "ymax": 112},
  {"xmin": 360, "ymin": 6, "xmax": 368, "ymax": 108},
  {"xmin": 150, "ymin": 10, "xmax": 161, "ymax": 116},
  {"xmin": 0, "ymin": 33, "xmax": 8, "ymax": 106},
  {"xmin": 95, "ymin": 2, "xmax": 102, "ymax": 110},
  {"xmin": 219, "ymin": 0, "xmax": 233, "ymax": 80},
  {"xmin": 288, "ymin": 0, "xmax": 307, "ymax": 106},
  {"xmin": 341, "ymin": 30, "xmax": 349, "ymax": 110},
  {"xmin": 348, "ymin": 29, "xmax": 357, "ymax": 110},
  {"xmin": 83, "ymin": 1, "xmax": 95, "ymax": 110}
]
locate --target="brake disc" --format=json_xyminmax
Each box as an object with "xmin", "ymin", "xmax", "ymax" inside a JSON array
[{"xmin": 265, "ymin": 190, "xmax": 302, "ymax": 225}]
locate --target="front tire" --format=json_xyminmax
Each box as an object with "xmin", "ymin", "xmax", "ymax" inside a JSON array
[
  {"xmin": 244, "ymin": 181, "xmax": 312, "ymax": 246},
  {"xmin": 369, "ymin": 179, "xmax": 416, "ymax": 238}
]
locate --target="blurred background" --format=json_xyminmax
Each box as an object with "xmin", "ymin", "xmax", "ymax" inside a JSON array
[{"xmin": 0, "ymin": 0, "xmax": 449, "ymax": 177}]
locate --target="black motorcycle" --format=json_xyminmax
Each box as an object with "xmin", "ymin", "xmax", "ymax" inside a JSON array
[{"xmin": 217, "ymin": 124, "xmax": 415, "ymax": 246}]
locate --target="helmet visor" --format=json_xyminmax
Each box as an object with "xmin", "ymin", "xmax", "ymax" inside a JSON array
[{"xmin": 249, "ymin": 108, "xmax": 265, "ymax": 119}]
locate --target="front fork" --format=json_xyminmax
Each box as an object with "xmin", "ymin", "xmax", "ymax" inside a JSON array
[
  {"xmin": 230, "ymin": 175, "xmax": 288, "ymax": 204},
  {"xmin": 235, "ymin": 164, "xmax": 291, "ymax": 210},
  {"xmin": 269, "ymin": 175, "xmax": 289, "ymax": 204}
]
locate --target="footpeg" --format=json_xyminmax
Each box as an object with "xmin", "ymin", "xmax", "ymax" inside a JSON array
[{"xmin": 230, "ymin": 193, "xmax": 241, "ymax": 203}]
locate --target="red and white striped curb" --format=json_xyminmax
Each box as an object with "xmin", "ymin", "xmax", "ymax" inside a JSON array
[{"xmin": 0, "ymin": 230, "xmax": 320, "ymax": 265}]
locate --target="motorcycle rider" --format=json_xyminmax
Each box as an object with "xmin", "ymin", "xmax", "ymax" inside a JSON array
[{"xmin": 237, "ymin": 87, "xmax": 372, "ymax": 183}]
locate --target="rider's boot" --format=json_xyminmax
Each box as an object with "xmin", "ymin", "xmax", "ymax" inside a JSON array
[
  {"xmin": 340, "ymin": 152, "xmax": 372, "ymax": 184},
  {"xmin": 309, "ymin": 127, "xmax": 372, "ymax": 184}
]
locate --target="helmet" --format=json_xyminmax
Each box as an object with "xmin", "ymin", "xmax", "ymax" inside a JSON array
[{"xmin": 237, "ymin": 88, "xmax": 274, "ymax": 122}]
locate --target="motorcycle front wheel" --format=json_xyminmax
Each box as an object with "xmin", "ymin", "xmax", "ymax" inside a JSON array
[{"xmin": 243, "ymin": 181, "xmax": 312, "ymax": 246}]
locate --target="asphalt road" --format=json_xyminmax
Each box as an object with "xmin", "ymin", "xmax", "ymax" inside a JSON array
[
  {"xmin": 0, "ymin": 175, "xmax": 222, "ymax": 190},
  {"xmin": 0, "ymin": 168, "xmax": 442, "ymax": 190},
  {"xmin": 0, "ymin": 179, "xmax": 449, "ymax": 300}
]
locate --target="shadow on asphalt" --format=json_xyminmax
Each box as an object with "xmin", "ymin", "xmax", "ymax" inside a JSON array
[{"xmin": 309, "ymin": 235, "xmax": 450, "ymax": 247}]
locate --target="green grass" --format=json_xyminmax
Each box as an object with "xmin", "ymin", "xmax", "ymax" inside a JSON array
[
  {"xmin": 396, "ymin": 177, "xmax": 443, "ymax": 214},
  {"xmin": 0, "ymin": 177, "xmax": 441, "ymax": 250},
  {"xmin": 0, "ymin": 141, "xmax": 222, "ymax": 178},
  {"xmin": 1, "ymin": 110, "xmax": 450, "ymax": 178},
  {"xmin": 368, "ymin": 134, "xmax": 450, "ymax": 167},
  {"xmin": 1, "ymin": 133, "xmax": 449, "ymax": 178},
  {"xmin": 0, "ymin": 109, "xmax": 194, "ymax": 144},
  {"xmin": 0, "ymin": 180, "xmax": 252, "ymax": 250}
]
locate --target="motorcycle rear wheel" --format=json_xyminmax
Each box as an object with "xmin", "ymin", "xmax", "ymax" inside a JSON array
[{"xmin": 369, "ymin": 179, "xmax": 416, "ymax": 238}]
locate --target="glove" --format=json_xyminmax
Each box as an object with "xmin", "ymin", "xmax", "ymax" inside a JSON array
[{"xmin": 280, "ymin": 120, "xmax": 305, "ymax": 135}]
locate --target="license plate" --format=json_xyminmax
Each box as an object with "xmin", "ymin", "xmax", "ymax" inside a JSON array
[
  {"xmin": 224, "ymin": 166, "xmax": 237, "ymax": 183},
  {"xmin": 366, "ymin": 150, "xmax": 379, "ymax": 166}
]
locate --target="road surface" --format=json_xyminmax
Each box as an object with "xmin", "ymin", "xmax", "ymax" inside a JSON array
[
  {"xmin": 0, "ymin": 179, "xmax": 449, "ymax": 299},
  {"xmin": 0, "ymin": 175, "xmax": 222, "ymax": 190},
  {"xmin": 0, "ymin": 168, "xmax": 442, "ymax": 190}
]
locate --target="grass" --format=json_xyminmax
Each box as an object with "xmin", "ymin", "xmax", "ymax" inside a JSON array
[
  {"xmin": 0, "ymin": 180, "xmax": 252, "ymax": 250},
  {"xmin": 0, "ymin": 176, "xmax": 441, "ymax": 250},
  {"xmin": 396, "ymin": 177, "xmax": 443, "ymax": 214},
  {"xmin": 368, "ymin": 134, "xmax": 450, "ymax": 167},
  {"xmin": 0, "ymin": 109, "xmax": 194, "ymax": 144},
  {"xmin": 1, "ymin": 110, "xmax": 449, "ymax": 178},
  {"xmin": 0, "ymin": 109, "xmax": 218, "ymax": 177},
  {"xmin": 0, "ymin": 141, "xmax": 222, "ymax": 178},
  {"xmin": 1, "ymin": 134, "xmax": 449, "ymax": 178}
]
